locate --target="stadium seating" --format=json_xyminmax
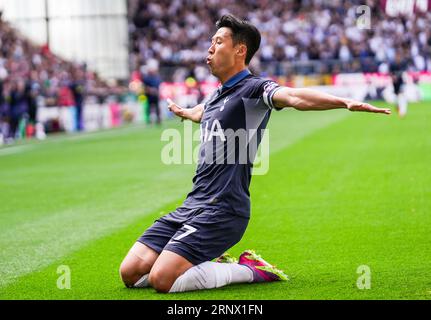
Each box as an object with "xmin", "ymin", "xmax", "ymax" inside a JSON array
[
  {"xmin": 0, "ymin": 15, "xmax": 122, "ymax": 140},
  {"xmin": 128, "ymin": 0, "xmax": 431, "ymax": 79}
]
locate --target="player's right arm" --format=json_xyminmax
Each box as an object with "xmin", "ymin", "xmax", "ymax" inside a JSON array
[{"xmin": 167, "ymin": 98, "xmax": 204, "ymax": 123}]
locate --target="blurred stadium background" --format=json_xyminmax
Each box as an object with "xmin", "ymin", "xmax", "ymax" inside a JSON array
[
  {"xmin": 0, "ymin": 0, "xmax": 430, "ymax": 300},
  {"xmin": 0, "ymin": 0, "xmax": 430, "ymax": 142}
]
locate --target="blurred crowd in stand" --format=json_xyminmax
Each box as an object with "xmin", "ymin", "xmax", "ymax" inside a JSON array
[
  {"xmin": 0, "ymin": 13, "xmax": 126, "ymax": 143},
  {"xmin": 128, "ymin": 0, "xmax": 431, "ymax": 81},
  {"xmin": 2, "ymin": 0, "xmax": 431, "ymax": 143}
]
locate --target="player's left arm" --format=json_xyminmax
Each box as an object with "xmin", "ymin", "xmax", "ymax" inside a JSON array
[{"xmin": 272, "ymin": 87, "xmax": 391, "ymax": 114}]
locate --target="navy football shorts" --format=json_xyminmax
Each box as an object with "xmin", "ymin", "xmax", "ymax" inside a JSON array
[{"xmin": 137, "ymin": 206, "xmax": 249, "ymax": 265}]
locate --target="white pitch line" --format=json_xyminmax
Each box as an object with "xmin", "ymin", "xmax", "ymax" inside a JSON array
[
  {"xmin": 0, "ymin": 123, "xmax": 150, "ymax": 157},
  {"xmin": 0, "ymin": 145, "xmax": 35, "ymax": 157}
]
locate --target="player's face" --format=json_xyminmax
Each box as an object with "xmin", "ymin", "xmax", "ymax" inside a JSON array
[{"xmin": 207, "ymin": 27, "xmax": 237, "ymax": 78}]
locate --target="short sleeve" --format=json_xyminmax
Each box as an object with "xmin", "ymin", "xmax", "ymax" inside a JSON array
[{"xmin": 260, "ymin": 80, "xmax": 281, "ymax": 109}]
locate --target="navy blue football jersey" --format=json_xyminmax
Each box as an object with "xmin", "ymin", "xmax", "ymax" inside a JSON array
[{"xmin": 182, "ymin": 69, "xmax": 281, "ymax": 217}]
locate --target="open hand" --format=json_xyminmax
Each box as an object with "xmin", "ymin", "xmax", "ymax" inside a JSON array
[
  {"xmin": 167, "ymin": 98, "xmax": 186, "ymax": 120},
  {"xmin": 346, "ymin": 100, "xmax": 391, "ymax": 115}
]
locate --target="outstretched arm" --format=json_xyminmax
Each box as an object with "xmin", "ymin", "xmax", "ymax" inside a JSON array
[
  {"xmin": 272, "ymin": 87, "xmax": 391, "ymax": 115},
  {"xmin": 167, "ymin": 98, "xmax": 204, "ymax": 123}
]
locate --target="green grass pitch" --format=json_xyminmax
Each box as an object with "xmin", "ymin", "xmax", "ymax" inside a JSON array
[{"xmin": 0, "ymin": 101, "xmax": 430, "ymax": 299}]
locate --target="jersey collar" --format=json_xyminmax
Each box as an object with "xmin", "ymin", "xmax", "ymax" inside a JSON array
[{"xmin": 222, "ymin": 69, "xmax": 251, "ymax": 90}]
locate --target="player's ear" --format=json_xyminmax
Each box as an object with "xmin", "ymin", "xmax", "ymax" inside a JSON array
[{"xmin": 236, "ymin": 44, "xmax": 247, "ymax": 59}]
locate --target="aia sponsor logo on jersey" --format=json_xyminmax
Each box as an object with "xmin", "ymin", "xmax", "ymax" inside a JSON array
[{"xmin": 200, "ymin": 119, "xmax": 226, "ymax": 142}]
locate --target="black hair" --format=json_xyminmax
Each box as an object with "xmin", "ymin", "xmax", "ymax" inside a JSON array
[{"xmin": 215, "ymin": 14, "xmax": 261, "ymax": 65}]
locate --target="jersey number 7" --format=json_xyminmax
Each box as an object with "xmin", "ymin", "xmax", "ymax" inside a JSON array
[{"xmin": 173, "ymin": 224, "xmax": 197, "ymax": 241}]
